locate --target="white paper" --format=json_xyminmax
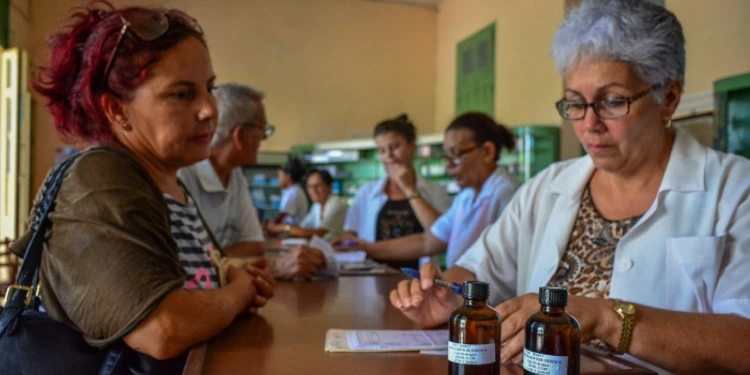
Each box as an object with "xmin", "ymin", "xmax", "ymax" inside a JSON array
[
  {"xmin": 309, "ymin": 235, "xmax": 339, "ymax": 277},
  {"xmin": 281, "ymin": 238, "xmax": 308, "ymax": 248},
  {"xmin": 345, "ymin": 329, "xmax": 448, "ymax": 351},
  {"xmin": 335, "ymin": 250, "xmax": 367, "ymax": 264},
  {"xmin": 340, "ymin": 263, "xmax": 387, "ymax": 274}
]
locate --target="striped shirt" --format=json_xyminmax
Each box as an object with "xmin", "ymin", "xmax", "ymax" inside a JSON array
[{"xmin": 164, "ymin": 194, "xmax": 219, "ymax": 290}]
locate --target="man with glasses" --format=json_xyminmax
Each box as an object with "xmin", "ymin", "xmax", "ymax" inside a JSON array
[{"xmin": 180, "ymin": 83, "xmax": 327, "ymax": 280}]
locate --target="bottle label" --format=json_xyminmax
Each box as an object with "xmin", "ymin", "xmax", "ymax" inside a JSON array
[
  {"xmin": 522, "ymin": 348, "xmax": 568, "ymax": 375},
  {"xmin": 448, "ymin": 341, "xmax": 496, "ymax": 365}
]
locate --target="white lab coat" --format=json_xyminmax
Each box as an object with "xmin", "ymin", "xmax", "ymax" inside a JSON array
[
  {"xmin": 456, "ymin": 129, "xmax": 750, "ymax": 374},
  {"xmin": 430, "ymin": 167, "xmax": 519, "ymax": 267}
]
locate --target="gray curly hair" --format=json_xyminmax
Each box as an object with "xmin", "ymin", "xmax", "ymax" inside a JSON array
[
  {"xmin": 211, "ymin": 83, "xmax": 265, "ymax": 147},
  {"xmin": 552, "ymin": 0, "xmax": 685, "ymax": 103}
]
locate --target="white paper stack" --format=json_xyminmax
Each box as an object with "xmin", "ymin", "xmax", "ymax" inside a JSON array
[{"xmin": 324, "ymin": 329, "xmax": 449, "ymax": 352}]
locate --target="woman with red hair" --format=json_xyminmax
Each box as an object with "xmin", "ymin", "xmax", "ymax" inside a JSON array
[{"xmin": 9, "ymin": 1, "xmax": 273, "ymax": 370}]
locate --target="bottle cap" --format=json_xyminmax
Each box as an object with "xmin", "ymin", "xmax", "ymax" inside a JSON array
[
  {"xmin": 539, "ymin": 286, "xmax": 568, "ymax": 307},
  {"xmin": 462, "ymin": 281, "xmax": 489, "ymax": 300}
]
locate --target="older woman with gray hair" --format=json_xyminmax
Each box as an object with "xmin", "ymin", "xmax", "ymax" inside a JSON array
[{"xmin": 389, "ymin": 1, "xmax": 750, "ymax": 373}]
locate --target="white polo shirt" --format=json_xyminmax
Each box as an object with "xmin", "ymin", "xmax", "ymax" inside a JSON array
[
  {"xmin": 430, "ymin": 166, "xmax": 519, "ymax": 267},
  {"xmin": 455, "ymin": 129, "xmax": 750, "ymax": 374},
  {"xmin": 344, "ymin": 176, "xmax": 453, "ymax": 242},
  {"xmin": 300, "ymin": 195, "xmax": 349, "ymax": 239},
  {"xmin": 280, "ymin": 184, "xmax": 309, "ymax": 225},
  {"xmin": 178, "ymin": 160, "xmax": 264, "ymax": 248}
]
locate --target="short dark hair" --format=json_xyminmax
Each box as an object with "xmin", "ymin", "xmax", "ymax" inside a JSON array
[
  {"xmin": 306, "ymin": 169, "xmax": 334, "ymax": 186},
  {"xmin": 281, "ymin": 157, "xmax": 306, "ymax": 183},
  {"xmin": 373, "ymin": 113, "xmax": 416, "ymax": 142},
  {"xmin": 446, "ymin": 112, "xmax": 515, "ymax": 161}
]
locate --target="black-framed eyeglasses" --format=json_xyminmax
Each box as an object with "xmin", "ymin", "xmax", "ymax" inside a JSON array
[
  {"xmin": 555, "ymin": 84, "xmax": 663, "ymax": 120},
  {"xmin": 243, "ymin": 122, "xmax": 275, "ymax": 138},
  {"xmin": 442, "ymin": 145, "xmax": 480, "ymax": 166},
  {"xmin": 104, "ymin": 9, "xmax": 204, "ymax": 80}
]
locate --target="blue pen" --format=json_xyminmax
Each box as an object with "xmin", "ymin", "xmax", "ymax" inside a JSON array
[
  {"xmin": 400, "ymin": 267, "xmax": 463, "ymax": 295},
  {"xmin": 338, "ymin": 240, "xmax": 358, "ymax": 247}
]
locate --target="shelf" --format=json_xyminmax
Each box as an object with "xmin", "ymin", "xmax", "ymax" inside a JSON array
[
  {"xmin": 293, "ymin": 125, "xmax": 560, "ymax": 192},
  {"xmin": 256, "ymin": 205, "xmax": 281, "ymax": 210}
]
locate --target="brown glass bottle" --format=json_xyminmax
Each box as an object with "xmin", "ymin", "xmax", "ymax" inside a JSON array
[
  {"xmin": 523, "ymin": 286, "xmax": 580, "ymax": 375},
  {"xmin": 448, "ymin": 281, "xmax": 501, "ymax": 375}
]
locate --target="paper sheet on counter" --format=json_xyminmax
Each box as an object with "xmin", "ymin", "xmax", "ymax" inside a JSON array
[
  {"xmin": 334, "ymin": 250, "xmax": 367, "ymax": 264},
  {"xmin": 324, "ymin": 329, "xmax": 448, "ymax": 352}
]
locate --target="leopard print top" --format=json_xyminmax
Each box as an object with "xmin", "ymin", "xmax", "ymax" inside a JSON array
[{"xmin": 548, "ymin": 185, "xmax": 642, "ymax": 298}]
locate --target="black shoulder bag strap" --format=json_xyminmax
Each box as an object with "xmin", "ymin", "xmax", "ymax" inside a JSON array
[{"xmin": 0, "ymin": 153, "xmax": 80, "ymax": 332}]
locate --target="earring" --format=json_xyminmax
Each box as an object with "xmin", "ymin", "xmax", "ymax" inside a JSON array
[
  {"xmin": 664, "ymin": 119, "xmax": 672, "ymax": 128},
  {"xmin": 122, "ymin": 122, "xmax": 132, "ymax": 131}
]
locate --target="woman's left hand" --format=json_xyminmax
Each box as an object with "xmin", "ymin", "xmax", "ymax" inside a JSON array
[
  {"xmin": 494, "ymin": 293, "xmax": 611, "ymax": 363},
  {"xmin": 245, "ymin": 258, "xmax": 276, "ymax": 311}
]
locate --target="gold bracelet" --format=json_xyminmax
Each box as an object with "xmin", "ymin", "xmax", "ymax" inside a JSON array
[{"xmin": 608, "ymin": 299, "xmax": 636, "ymax": 355}]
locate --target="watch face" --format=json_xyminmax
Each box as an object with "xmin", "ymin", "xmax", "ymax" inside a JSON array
[{"xmin": 617, "ymin": 302, "xmax": 636, "ymax": 315}]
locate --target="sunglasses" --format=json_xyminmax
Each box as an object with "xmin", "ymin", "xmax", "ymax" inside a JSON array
[{"xmin": 104, "ymin": 9, "xmax": 204, "ymax": 80}]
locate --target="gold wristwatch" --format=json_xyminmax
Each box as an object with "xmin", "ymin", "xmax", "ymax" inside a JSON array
[
  {"xmin": 407, "ymin": 190, "xmax": 421, "ymax": 201},
  {"xmin": 608, "ymin": 299, "xmax": 636, "ymax": 355}
]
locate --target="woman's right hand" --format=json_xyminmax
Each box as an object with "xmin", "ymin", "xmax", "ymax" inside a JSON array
[
  {"xmin": 331, "ymin": 232, "xmax": 357, "ymax": 244},
  {"xmin": 332, "ymin": 236, "xmax": 371, "ymax": 253},
  {"xmin": 226, "ymin": 265, "xmax": 259, "ymax": 314},
  {"xmin": 389, "ymin": 263, "xmax": 462, "ymax": 328},
  {"xmin": 385, "ymin": 163, "xmax": 417, "ymax": 193}
]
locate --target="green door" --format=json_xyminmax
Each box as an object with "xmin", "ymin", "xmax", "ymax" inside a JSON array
[
  {"xmin": 0, "ymin": 0, "xmax": 8, "ymax": 48},
  {"xmin": 456, "ymin": 23, "xmax": 495, "ymax": 117},
  {"xmin": 714, "ymin": 72, "xmax": 750, "ymax": 159},
  {"xmin": 726, "ymin": 88, "xmax": 750, "ymax": 159}
]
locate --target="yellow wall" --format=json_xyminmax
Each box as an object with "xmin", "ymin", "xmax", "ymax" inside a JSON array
[
  {"xmin": 433, "ymin": 0, "xmax": 750, "ymax": 159},
  {"xmin": 434, "ymin": 0, "xmax": 565, "ymax": 131},
  {"xmin": 9, "ymin": 0, "xmax": 30, "ymax": 48},
  {"xmin": 668, "ymin": 0, "xmax": 750, "ymax": 96},
  {"xmin": 26, "ymin": 0, "xmax": 437, "ymax": 194},
  {"xmin": 18, "ymin": 0, "xmax": 750, "ymax": 195}
]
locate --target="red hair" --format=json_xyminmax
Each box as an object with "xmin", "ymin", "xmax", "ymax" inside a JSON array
[{"xmin": 32, "ymin": 1, "xmax": 205, "ymax": 144}]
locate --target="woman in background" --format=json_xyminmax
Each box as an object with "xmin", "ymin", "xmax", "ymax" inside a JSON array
[
  {"xmin": 273, "ymin": 157, "xmax": 309, "ymax": 225},
  {"xmin": 268, "ymin": 169, "xmax": 347, "ymax": 240},
  {"xmin": 336, "ymin": 113, "xmax": 519, "ymax": 269},
  {"xmin": 340, "ymin": 114, "xmax": 452, "ymax": 269}
]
